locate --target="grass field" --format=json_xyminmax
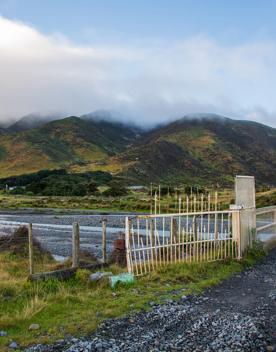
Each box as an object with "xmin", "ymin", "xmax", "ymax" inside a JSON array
[
  {"xmin": 0, "ymin": 188, "xmax": 274, "ymax": 213},
  {"xmin": 0, "ymin": 238, "xmax": 265, "ymax": 351}
]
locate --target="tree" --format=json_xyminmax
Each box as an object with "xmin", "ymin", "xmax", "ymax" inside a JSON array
[
  {"xmin": 87, "ymin": 180, "xmax": 98, "ymax": 195},
  {"xmin": 103, "ymin": 181, "xmax": 128, "ymax": 197}
]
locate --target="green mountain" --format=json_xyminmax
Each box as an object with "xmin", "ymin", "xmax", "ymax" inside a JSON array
[
  {"xmin": 0, "ymin": 113, "xmax": 276, "ymax": 186},
  {"xmin": 116, "ymin": 115, "xmax": 276, "ymax": 186},
  {"xmin": 0, "ymin": 116, "xmax": 139, "ymax": 177}
]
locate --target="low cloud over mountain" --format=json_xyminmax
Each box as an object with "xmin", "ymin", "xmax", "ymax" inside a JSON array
[{"xmin": 0, "ymin": 16, "xmax": 276, "ymax": 127}]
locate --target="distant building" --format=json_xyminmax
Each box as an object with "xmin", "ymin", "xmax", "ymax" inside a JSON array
[{"xmin": 127, "ymin": 185, "xmax": 148, "ymax": 192}]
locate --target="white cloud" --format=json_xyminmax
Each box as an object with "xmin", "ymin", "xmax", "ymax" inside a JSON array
[{"xmin": 0, "ymin": 16, "xmax": 276, "ymax": 127}]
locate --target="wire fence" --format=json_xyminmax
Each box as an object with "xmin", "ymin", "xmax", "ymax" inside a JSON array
[{"xmin": 0, "ymin": 217, "xmax": 126, "ymax": 279}]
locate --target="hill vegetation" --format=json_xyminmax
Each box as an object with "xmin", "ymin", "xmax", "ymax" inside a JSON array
[
  {"xmin": 0, "ymin": 113, "xmax": 275, "ymax": 186},
  {"xmin": 0, "ymin": 116, "xmax": 139, "ymax": 177},
  {"xmin": 117, "ymin": 116, "xmax": 276, "ymax": 186}
]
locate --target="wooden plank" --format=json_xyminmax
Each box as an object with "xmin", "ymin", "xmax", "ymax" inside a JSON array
[{"xmin": 29, "ymin": 262, "xmax": 108, "ymax": 282}]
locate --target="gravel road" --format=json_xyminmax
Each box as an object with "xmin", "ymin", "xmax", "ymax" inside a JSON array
[{"xmin": 26, "ymin": 249, "xmax": 276, "ymax": 352}]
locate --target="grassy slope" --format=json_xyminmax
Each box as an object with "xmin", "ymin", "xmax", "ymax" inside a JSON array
[
  {"xmin": 0, "ymin": 246, "xmax": 265, "ymax": 351},
  {"xmin": 0, "ymin": 117, "xmax": 138, "ymax": 177},
  {"xmin": 117, "ymin": 117, "xmax": 276, "ymax": 185},
  {"xmin": 0, "ymin": 115, "xmax": 276, "ymax": 185}
]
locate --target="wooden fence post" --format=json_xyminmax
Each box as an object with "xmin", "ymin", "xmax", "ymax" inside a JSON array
[
  {"xmin": 72, "ymin": 222, "xmax": 80, "ymax": 268},
  {"xmin": 150, "ymin": 219, "xmax": 155, "ymax": 261},
  {"xmin": 28, "ymin": 223, "xmax": 34, "ymax": 275},
  {"xmin": 274, "ymin": 210, "xmax": 276, "ymax": 236},
  {"xmin": 125, "ymin": 217, "xmax": 132, "ymax": 273},
  {"xmin": 102, "ymin": 218, "xmax": 107, "ymax": 263}
]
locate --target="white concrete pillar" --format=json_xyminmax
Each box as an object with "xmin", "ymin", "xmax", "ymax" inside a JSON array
[{"xmin": 235, "ymin": 176, "xmax": 256, "ymax": 252}]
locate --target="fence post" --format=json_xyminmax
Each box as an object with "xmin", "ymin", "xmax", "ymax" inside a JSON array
[
  {"xmin": 234, "ymin": 176, "xmax": 256, "ymax": 253},
  {"xmin": 102, "ymin": 218, "xmax": 107, "ymax": 263},
  {"xmin": 28, "ymin": 223, "xmax": 34, "ymax": 275},
  {"xmin": 230, "ymin": 208, "xmax": 242, "ymax": 259},
  {"xmin": 274, "ymin": 210, "xmax": 276, "ymax": 235},
  {"xmin": 125, "ymin": 217, "xmax": 132, "ymax": 273},
  {"xmin": 72, "ymin": 222, "xmax": 80, "ymax": 268}
]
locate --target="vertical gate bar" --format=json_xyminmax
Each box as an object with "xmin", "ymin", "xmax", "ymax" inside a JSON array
[
  {"xmin": 207, "ymin": 193, "xmax": 211, "ymax": 260},
  {"xmin": 181, "ymin": 228, "xmax": 184, "ymax": 261},
  {"xmin": 140, "ymin": 237, "xmax": 147, "ymax": 273},
  {"xmin": 200, "ymin": 194, "xmax": 204, "ymax": 261},
  {"xmin": 173, "ymin": 236, "xmax": 177, "ymax": 263},
  {"xmin": 228, "ymin": 213, "xmax": 231, "ymax": 258},
  {"xmin": 189, "ymin": 226, "xmax": 192, "ymax": 262},
  {"xmin": 162, "ymin": 217, "xmax": 165, "ymax": 266},
  {"xmin": 149, "ymin": 219, "xmax": 155, "ymax": 270},
  {"xmin": 170, "ymin": 217, "xmax": 173, "ymax": 262},
  {"xmin": 150, "ymin": 183, "xmax": 153, "ymax": 215},
  {"xmin": 136, "ymin": 218, "xmax": 142, "ymax": 273},
  {"xmin": 159, "ymin": 185, "xmax": 161, "ymax": 214},
  {"xmin": 131, "ymin": 223, "xmax": 139, "ymax": 276},
  {"xmin": 156, "ymin": 228, "xmax": 162, "ymax": 267},
  {"xmin": 146, "ymin": 219, "xmax": 149, "ymax": 247}
]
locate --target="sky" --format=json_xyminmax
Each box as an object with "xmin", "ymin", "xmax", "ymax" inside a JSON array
[{"xmin": 1, "ymin": 0, "xmax": 276, "ymax": 127}]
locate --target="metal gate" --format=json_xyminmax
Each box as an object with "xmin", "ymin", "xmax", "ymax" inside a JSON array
[{"xmin": 125, "ymin": 209, "xmax": 241, "ymax": 275}]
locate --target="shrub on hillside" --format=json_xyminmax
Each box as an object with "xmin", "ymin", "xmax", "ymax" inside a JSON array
[{"xmin": 103, "ymin": 181, "xmax": 128, "ymax": 197}]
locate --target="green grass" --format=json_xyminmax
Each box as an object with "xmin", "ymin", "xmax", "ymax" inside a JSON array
[
  {"xmin": 0, "ymin": 245, "xmax": 265, "ymax": 351},
  {"xmin": 0, "ymin": 189, "xmax": 236, "ymax": 213},
  {"xmin": 0, "ymin": 187, "xmax": 273, "ymax": 213}
]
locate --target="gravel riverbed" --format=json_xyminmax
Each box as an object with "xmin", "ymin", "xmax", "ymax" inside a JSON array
[
  {"xmin": 0, "ymin": 211, "xmax": 272, "ymax": 260},
  {"xmin": 25, "ymin": 249, "xmax": 276, "ymax": 352},
  {"xmin": 0, "ymin": 211, "xmax": 130, "ymax": 258}
]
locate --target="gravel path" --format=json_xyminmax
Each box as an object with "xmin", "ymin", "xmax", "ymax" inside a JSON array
[{"xmin": 26, "ymin": 249, "xmax": 276, "ymax": 352}]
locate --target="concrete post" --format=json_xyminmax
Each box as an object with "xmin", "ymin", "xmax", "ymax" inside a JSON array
[{"xmin": 234, "ymin": 176, "xmax": 256, "ymax": 253}]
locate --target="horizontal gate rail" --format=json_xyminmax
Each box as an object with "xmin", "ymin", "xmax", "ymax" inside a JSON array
[{"xmin": 256, "ymin": 206, "xmax": 276, "ymax": 234}]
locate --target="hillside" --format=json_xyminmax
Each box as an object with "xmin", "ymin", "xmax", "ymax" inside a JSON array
[
  {"xmin": 0, "ymin": 113, "xmax": 275, "ymax": 186},
  {"xmin": 7, "ymin": 113, "xmax": 61, "ymax": 132},
  {"xmin": 0, "ymin": 116, "xmax": 139, "ymax": 177},
  {"xmin": 116, "ymin": 115, "xmax": 276, "ymax": 186}
]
